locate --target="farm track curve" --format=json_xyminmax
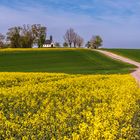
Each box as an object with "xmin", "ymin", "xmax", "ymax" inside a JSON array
[{"xmin": 96, "ymin": 49, "xmax": 140, "ymax": 85}]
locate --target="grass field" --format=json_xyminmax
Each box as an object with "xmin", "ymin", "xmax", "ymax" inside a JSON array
[
  {"xmin": 105, "ymin": 49, "xmax": 140, "ymax": 62},
  {"xmin": 0, "ymin": 48, "xmax": 135, "ymax": 74}
]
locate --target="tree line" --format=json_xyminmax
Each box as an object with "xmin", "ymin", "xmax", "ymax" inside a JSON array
[
  {"xmin": 0, "ymin": 25, "xmax": 103, "ymax": 49},
  {"xmin": 63, "ymin": 28, "xmax": 103, "ymax": 49},
  {"xmin": 0, "ymin": 24, "xmax": 46, "ymax": 48}
]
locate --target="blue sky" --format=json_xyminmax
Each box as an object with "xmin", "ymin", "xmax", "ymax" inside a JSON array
[{"xmin": 0, "ymin": 0, "xmax": 140, "ymax": 48}]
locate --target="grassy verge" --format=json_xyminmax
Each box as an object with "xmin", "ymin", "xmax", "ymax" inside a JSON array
[{"xmin": 104, "ymin": 48, "xmax": 140, "ymax": 62}]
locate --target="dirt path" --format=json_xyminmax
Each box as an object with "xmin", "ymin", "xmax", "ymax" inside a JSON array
[{"xmin": 96, "ymin": 50, "xmax": 140, "ymax": 84}]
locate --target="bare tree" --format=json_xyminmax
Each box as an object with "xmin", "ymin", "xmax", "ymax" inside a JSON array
[
  {"xmin": 76, "ymin": 35, "xmax": 84, "ymax": 48},
  {"xmin": 0, "ymin": 33, "xmax": 5, "ymax": 48},
  {"xmin": 64, "ymin": 28, "xmax": 84, "ymax": 48},
  {"xmin": 73, "ymin": 33, "xmax": 78, "ymax": 48},
  {"xmin": 64, "ymin": 28, "xmax": 75, "ymax": 48}
]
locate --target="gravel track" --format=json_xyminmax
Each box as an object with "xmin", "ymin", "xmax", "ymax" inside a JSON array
[{"xmin": 96, "ymin": 49, "xmax": 140, "ymax": 85}]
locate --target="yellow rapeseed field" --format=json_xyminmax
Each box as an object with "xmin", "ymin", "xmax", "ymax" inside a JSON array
[{"xmin": 0, "ymin": 73, "xmax": 140, "ymax": 140}]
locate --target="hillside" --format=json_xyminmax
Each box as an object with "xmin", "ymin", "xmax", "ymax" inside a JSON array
[{"xmin": 0, "ymin": 48, "xmax": 135, "ymax": 74}]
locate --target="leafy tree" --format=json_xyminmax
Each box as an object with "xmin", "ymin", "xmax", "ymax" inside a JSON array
[
  {"xmin": 63, "ymin": 42, "xmax": 68, "ymax": 48},
  {"xmin": 6, "ymin": 27, "xmax": 21, "ymax": 48},
  {"xmin": 85, "ymin": 41, "xmax": 91, "ymax": 48},
  {"xmin": 89, "ymin": 35, "xmax": 103, "ymax": 49},
  {"xmin": 6, "ymin": 24, "xmax": 47, "ymax": 48},
  {"xmin": 19, "ymin": 25, "xmax": 33, "ymax": 48},
  {"xmin": 31, "ymin": 24, "xmax": 47, "ymax": 48},
  {"xmin": 55, "ymin": 42, "xmax": 60, "ymax": 47},
  {"xmin": 0, "ymin": 33, "xmax": 5, "ymax": 48}
]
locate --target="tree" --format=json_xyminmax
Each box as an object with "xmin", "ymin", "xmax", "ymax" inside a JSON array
[
  {"xmin": 76, "ymin": 35, "xmax": 84, "ymax": 48},
  {"xmin": 85, "ymin": 41, "xmax": 91, "ymax": 48},
  {"xmin": 64, "ymin": 28, "xmax": 75, "ymax": 48},
  {"xmin": 90, "ymin": 35, "xmax": 103, "ymax": 49},
  {"xmin": 94, "ymin": 35, "xmax": 103, "ymax": 49},
  {"xmin": 73, "ymin": 33, "xmax": 78, "ymax": 48},
  {"xmin": 64, "ymin": 28, "xmax": 84, "ymax": 48},
  {"xmin": 63, "ymin": 42, "xmax": 68, "ymax": 48},
  {"xmin": 55, "ymin": 42, "xmax": 60, "ymax": 47},
  {"xmin": 20, "ymin": 24, "xmax": 35, "ymax": 48},
  {"xmin": 6, "ymin": 27, "xmax": 21, "ymax": 48},
  {"xmin": 38, "ymin": 27, "xmax": 46, "ymax": 48},
  {"xmin": 31, "ymin": 24, "xmax": 47, "ymax": 48},
  {"xmin": 0, "ymin": 33, "xmax": 5, "ymax": 48}
]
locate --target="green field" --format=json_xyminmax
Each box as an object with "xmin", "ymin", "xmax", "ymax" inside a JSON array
[
  {"xmin": 105, "ymin": 49, "xmax": 140, "ymax": 62},
  {"xmin": 0, "ymin": 48, "xmax": 135, "ymax": 74}
]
